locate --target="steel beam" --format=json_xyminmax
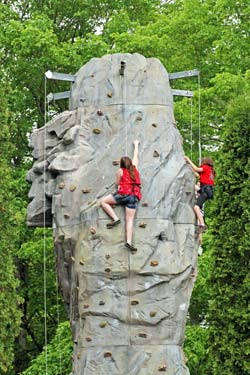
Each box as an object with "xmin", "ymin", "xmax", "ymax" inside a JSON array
[
  {"xmin": 172, "ymin": 89, "xmax": 194, "ymax": 98},
  {"xmin": 47, "ymin": 91, "xmax": 71, "ymax": 102},
  {"xmin": 169, "ymin": 69, "xmax": 199, "ymax": 80},
  {"xmin": 45, "ymin": 70, "xmax": 75, "ymax": 82}
]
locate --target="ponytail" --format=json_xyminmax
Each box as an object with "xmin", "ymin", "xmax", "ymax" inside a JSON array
[{"xmin": 120, "ymin": 156, "xmax": 136, "ymax": 180}]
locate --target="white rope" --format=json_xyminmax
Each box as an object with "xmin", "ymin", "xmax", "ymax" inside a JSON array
[
  {"xmin": 44, "ymin": 76, "xmax": 48, "ymax": 375},
  {"xmin": 56, "ymin": 275, "xmax": 63, "ymax": 375},
  {"xmin": 44, "ymin": 79, "xmax": 63, "ymax": 374},
  {"xmin": 198, "ymin": 73, "xmax": 202, "ymax": 165},
  {"xmin": 190, "ymin": 97, "xmax": 193, "ymax": 160}
]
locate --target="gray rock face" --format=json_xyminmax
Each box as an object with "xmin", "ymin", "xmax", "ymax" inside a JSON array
[{"xmin": 27, "ymin": 53, "xmax": 198, "ymax": 374}]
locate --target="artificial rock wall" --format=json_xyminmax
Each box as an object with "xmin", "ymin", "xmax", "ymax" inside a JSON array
[{"xmin": 27, "ymin": 53, "xmax": 198, "ymax": 375}]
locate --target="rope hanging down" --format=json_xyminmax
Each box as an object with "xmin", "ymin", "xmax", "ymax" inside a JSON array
[
  {"xmin": 197, "ymin": 73, "xmax": 202, "ymax": 164},
  {"xmin": 44, "ymin": 75, "xmax": 62, "ymax": 375},
  {"xmin": 43, "ymin": 75, "xmax": 48, "ymax": 375},
  {"xmin": 188, "ymin": 72, "xmax": 201, "ymax": 164}
]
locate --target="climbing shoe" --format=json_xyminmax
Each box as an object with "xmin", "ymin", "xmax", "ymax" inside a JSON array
[
  {"xmin": 106, "ymin": 219, "xmax": 121, "ymax": 229},
  {"xmin": 125, "ymin": 242, "xmax": 137, "ymax": 252}
]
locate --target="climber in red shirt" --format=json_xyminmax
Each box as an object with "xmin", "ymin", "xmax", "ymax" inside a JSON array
[
  {"xmin": 100, "ymin": 140, "xmax": 142, "ymax": 251},
  {"xmin": 185, "ymin": 156, "xmax": 215, "ymax": 233}
]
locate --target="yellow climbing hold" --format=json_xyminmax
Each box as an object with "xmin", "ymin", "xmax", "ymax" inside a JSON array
[
  {"xmin": 90, "ymin": 227, "xmax": 96, "ymax": 234},
  {"xmin": 93, "ymin": 128, "xmax": 101, "ymax": 134},
  {"xmin": 58, "ymin": 182, "xmax": 65, "ymax": 189},
  {"xmin": 131, "ymin": 299, "xmax": 140, "ymax": 305},
  {"xmin": 150, "ymin": 260, "xmax": 159, "ymax": 267},
  {"xmin": 99, "ymin": 321, "xmax": 107, "ymax": 328},
  {"xmin": 104, "ymin": 351, "xmax": 112, "ymax": 358},
  {"xmin": 82, "ymin": 187, "xmax": 92, "ymax": 193},
  {"xmin": 150, "ymin": 311, "xmax": 157, "ymax": 317}
]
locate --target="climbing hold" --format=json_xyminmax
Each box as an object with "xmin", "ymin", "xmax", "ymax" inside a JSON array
[
  {"xmin": 138, "ymin": 332, "xmax": 147, "ymax": 338},
  {"xmin": 71, "ymin": 256, "xmax": 75, "ymax": 262},
  {"xmin": 99, "ymin": 300, "xmax": 105, "ymax": 306},
  {"xmin": 105, "ymin": 254, "xmax": 110, "ymax": 259},
  {"xmin": 136, "ymin": 115, "xmax": 143, "ymax": 121},
  {"xmin": 90, "ymin": 227, "xmax": 96, "ymax": 234},
  {"xmin": 107, "ymin": 92, "xmax": 113, "ymax": 98},
  {"xmin": 93, "ymin": 128, "xmax": 101, "ymax": 134},
  {"xmin": 83, "ymin": 304, "xmax": 90, "ymax": 308},
  {"xmin": 85, "ymin": 337, "xmax": 92, "ymax": 342},
  {"xmin": 150, "ymin": 311, "xmax": 157, "ymax": 317},
  {"xmin": 58, "ymin": 182, "xmax": 65, "ymax": 189},
  {"xmin": 104, "ymin": 351, "xmax": 112, "ymax": 358},
  {"xmin": 97, "ymin": 110, "xmax": 103, "ymax": 116},
  {"xmin": 82, "ymin": 187, "xmax": 92, "ymax": 193},
  {"xmin": 131, "ymin": 299, "xmax": 140, "ymax": 305},
  {"xmin": 79, "ymin": 260, "xmax": 85, "ymax": 265},
  {"xmin": 99, "ymin": 321, "xmax": 107, "ymax": 328},
  {"xmin": 77, "ymin": 353, "xmax": 81, "ymax": 360},
  {"xmin": 150, "ymin": 260, "xmax": 159, "ymax": 267},
  {"xmin": 142, "ymin": 201, "xmax": 149, "ymax": 207},
  {"xmin": 76, "ymin": 286, "xmax": 79, "ymax": 291},
  {"xmin": 139, "ymin": 222, "xmax": 147, "ymax": 228},
  {"xmin": 105, "ymin": 268, "xmax": 111, "ymax": 273},
  {"xmin": 91, "ymin": 74, "xmax": 94, "ymax": 77},
  {"xmin": 158, "ymin": 365, "xmax": 167, "ymax": 371},
  {"xmin": 152, "ymin": 123, "xmax": 158, "ymax": 128},
  {"xmin": 70, "ymin": 185, "xmax": 76, "ymax": 192},
  {"xmin": 112, "ymin": 160, "xmax": 120, "ymax": 166},
  {"xmin": 64, "ymin": 213, "xmax": 70, "ymax": 219},
  {"xmin": 153, "ymin": 150, "xmax": 160, "ymax": 157}
]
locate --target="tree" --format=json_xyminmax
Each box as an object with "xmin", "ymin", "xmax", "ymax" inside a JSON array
[
  {"xmin": 0, "ymin": 83, "xmax": 23, "ymax": 375},
  {"xmin": 207, "ymin": 92, "xmax": 250, "ymax": 374}
]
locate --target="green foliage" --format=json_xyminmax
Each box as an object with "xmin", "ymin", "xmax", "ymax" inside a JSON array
[
  {"xmin": 184, "ymin": 325, "xmax": 209, "ymax": 375},
  {"xmin": 0, "ymin": 0, "xmax": 249, "ymax": 373},
  {"xmin": 16, "ymin": 228, "xmax": 67, "ymax": 373},
  {"xmin": 21, "ymin": 322, "xmax": 73, "ymax": 375},
  {"xmin": 0, "ymin": 86, "xmax": 23, "ymax": 374},
  {"xmin": 207, "ymin": 94, "xmax": 250, "ymax": 375}
]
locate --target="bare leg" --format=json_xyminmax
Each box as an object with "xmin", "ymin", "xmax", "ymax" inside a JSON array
[
  {"xmin": 194, "ymin": 205, "xmax": 205, "ymax": 226},
  {"xmin": 100, "ymin": 195, "xmax": 119, "ymax": 221},
  {"xmin": 125, "ymin": 207, "xmax": 136, "ymax": 244}
]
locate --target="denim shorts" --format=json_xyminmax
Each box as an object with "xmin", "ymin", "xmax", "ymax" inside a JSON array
[{"xmin": 113, "ymin": 194, "xmax": 139, "ymax": 209}]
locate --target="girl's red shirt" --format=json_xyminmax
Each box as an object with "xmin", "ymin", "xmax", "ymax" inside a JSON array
[
  {"xmin": 199, "ymin": 164, "xmax": 215, "ymax": 185},
  {"xmin": 117, "ymin": 168, "xmax": 142, "ymax": 200}
]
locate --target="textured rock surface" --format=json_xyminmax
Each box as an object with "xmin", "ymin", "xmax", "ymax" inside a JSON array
[{"xmin": 27, "ymin": 53, "xmax": 198, "ymax": 374}]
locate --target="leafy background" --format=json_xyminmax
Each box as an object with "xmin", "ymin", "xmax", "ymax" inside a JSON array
[{"xmin": 0, "ymin": 1, "xmax": 249, "ymax": 374}]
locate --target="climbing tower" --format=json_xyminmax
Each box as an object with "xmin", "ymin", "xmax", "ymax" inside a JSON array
[{"xmin": 27, "ymin": 53, "xmax": 199, "ymax": 375}]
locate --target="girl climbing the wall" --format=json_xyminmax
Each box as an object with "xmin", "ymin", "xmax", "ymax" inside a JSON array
[
  {"xmin": 100, "ymin": 140, "xmax": 141, "ymax": 251},
  {"xmin": 184, "ymin": 156, "xmax": 215, "ymax": 233}
]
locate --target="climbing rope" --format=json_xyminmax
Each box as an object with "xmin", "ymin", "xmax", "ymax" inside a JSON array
[
  {"xmin": 198, "ymin": 73, "xmax": 202, "ymax": 164},
  {"xmin": 43, "ymin": 75, "xmax": 48, "ymax": 375},
  {"xmin": 190, "ymin": 97, "xmax": 193, "ymax": 160},
  {"xmin": 187, "ymin": 72, "xmax": 201, "ymax": 164},
  {"xmin": 44, "ymin": 75, "xmax": 62, "ymax": 374}
]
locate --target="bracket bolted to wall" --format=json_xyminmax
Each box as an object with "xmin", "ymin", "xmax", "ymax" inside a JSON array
[{"xmin": 45, "ymin": 68, "xmax": 200, "ymax": 101}]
